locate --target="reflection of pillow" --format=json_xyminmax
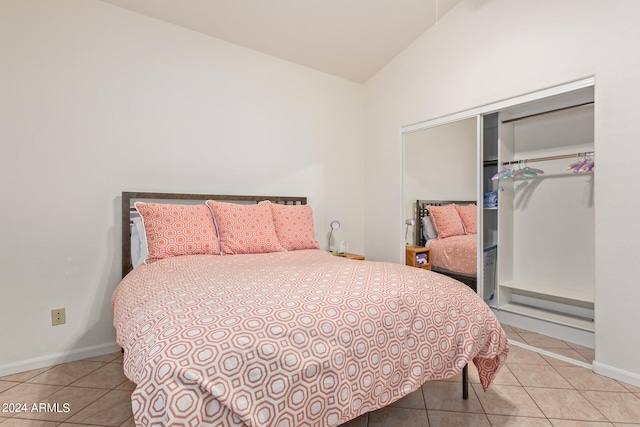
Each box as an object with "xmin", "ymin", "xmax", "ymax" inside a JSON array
[
  {"xmin": 426, "ymin": 204, "xmax": 466, "ymax": 238},
  {"xmin": 268, "ymin": 202, "xmax": 320, "ymax": 251},
  {"xmin": 422, "ymin": 216, "xmax": 437, "ymax": 242},
  {"xmin": 454, "ymin": 204, "xmax": 477, "ymax": 234},
  {"xmin": 206, "ymin": 200, "xmax": 285, "ymax": 255},
  {"xmin": 134, "ymin": 202, "xmax": 220, "ymax": 263}
]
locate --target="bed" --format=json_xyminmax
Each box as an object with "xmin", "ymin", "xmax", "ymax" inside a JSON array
[
  {"xmin": 113, "ymin": 192, "xmax": 508, "ymax": 426},
  {"xmin": 415, "ymin": 200, "xmax": 478, "ymax": 291}
]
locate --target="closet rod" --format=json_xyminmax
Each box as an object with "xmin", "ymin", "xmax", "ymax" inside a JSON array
[
  {"xmin": 502, "ymin": 151, "xmax": 594, "ymax": 166},
  {"xmin": 501, "ymin": 101, "xmax": 594, "ymax": 124}
]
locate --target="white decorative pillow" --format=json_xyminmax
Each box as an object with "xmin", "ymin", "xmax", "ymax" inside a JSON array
[
  {"xmin": 422, "ymin": 216, "xmax": 437, "ymax": 242},
  {"xmin": 131, "ymin": 216, "xmax": 149, "ymax": 268}
]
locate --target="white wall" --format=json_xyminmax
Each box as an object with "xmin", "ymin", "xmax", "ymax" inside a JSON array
[
  {"xmin": 0, "ymin": 0, "xmax": 364, "ymax": 373},
  {"xmin": 364, "ymin": 0, "xmax": 640, "ymax": 384}
]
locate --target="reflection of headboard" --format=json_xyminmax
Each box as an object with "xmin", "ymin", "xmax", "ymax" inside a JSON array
[
  {"xmin": 415, "ymin": 200, "xmax": 476, "ymax": 247},
  {"xmin": 121, "ymin": 192, "xmax": 307, "ymax": 278}
]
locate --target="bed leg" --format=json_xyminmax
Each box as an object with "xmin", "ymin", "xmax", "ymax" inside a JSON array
[{"xmin": 462, "ymin": 364, "xmax": 469, "ymax": 400}]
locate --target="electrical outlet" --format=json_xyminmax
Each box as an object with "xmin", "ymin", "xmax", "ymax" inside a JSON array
[{"xmin": 51, "ymin": 308, "xmax": 66, "ymax": 326}]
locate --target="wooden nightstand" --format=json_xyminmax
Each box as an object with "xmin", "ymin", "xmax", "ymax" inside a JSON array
[
  {"xmin": 335, "ymin": 253, "xmax": 365, "ymax": 261},
  {"xmin": 405, "ymin": 246, "xmax": 431, "ymax": 270}
]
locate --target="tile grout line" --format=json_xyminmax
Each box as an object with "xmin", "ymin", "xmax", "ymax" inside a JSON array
[
  {"xmin": 0, "ymin": 361, "xmax": 125, "ymax": 424},
  {"xmin": 21, "ymin": 361, "xmax": 113, "ymax": 422},
  {"xmin": 544, "ymin": 347, "xmax": 640, "ymax": 423},
  {"xmin": 509, "ymin": 340, "xmax": 592, "ymax": 369},
  {"xmin": 487, "ymin": 353, "xmax": 555, "ymax": 426}
]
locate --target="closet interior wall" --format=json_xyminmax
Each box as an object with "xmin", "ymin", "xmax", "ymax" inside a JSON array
[
  {"xmin": 487, "ymin": 84, "xmax": 596, "ymax": 348},
  {"xmin": 510, "ymin": 105, "xmax": 595, "ymax": 292}
]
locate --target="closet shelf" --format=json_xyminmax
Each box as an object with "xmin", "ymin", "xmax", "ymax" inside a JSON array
[
  {"xmin": 498, "ymin": 303, "xmax": 595, "ymax": 332},
  {"xmin": 501, "ymin": 101, "xmax": 594, "ymax": 124},
  {"xmin": 500, "ymin": 280, "xmax": 594, "ymax": 304}
]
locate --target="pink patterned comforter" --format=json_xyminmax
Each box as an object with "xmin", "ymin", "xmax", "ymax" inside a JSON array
[
  {"xmin": 430, "ymin": 234, "xmax": 478, "ymax": 275},
  {"xmin": 112, "ymin": 250, "xmax": 507, "ymax": 426}
]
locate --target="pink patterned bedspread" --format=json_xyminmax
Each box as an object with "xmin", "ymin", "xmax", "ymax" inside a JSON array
[
  {"xmin": 112, "ymin": 250, "xmax": 507, "ymax": 426},
  {"xmin": 430, "ymin": 234, "xmax": 477, "ymax": 275}
]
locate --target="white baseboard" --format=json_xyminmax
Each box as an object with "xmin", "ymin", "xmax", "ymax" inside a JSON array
[
  {"xmin": 593, "ymin": 360, "xmax": 640, "ymax": 388},
  {"xmin": 0, "ymin": 342, "xmax": 119, "ymax": 377}
]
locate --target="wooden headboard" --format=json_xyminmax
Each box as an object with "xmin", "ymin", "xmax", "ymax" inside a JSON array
[
  {"xmin": 121, "ymin": 192, "xmax": 307, "ymax": 278},
  {"xmin": 414, "ymin": 199, "xmax": 476, "ymax": 247}
]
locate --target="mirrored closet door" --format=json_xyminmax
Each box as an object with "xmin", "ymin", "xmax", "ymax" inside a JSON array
[
  {"xmin": 402, "ymin": 117, "xmax": 479, "ymax": 290},
  {"xmin": 403, "ymin": 77, "xmax": 596, "ymax": 366}
]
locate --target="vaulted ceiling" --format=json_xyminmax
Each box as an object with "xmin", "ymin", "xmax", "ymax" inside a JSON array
[{"xmin": 100, "ymin": 0, "xmax": 461, "ymax": 83}]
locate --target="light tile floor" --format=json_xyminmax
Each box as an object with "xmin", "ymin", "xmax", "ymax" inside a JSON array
[
  {"xmin": 506, "ymin": 325, "xmax": 596, "ymax": 366},
  {"xmin": 1, "ymin": 326, "xmax": 638, "ymax": 427}
]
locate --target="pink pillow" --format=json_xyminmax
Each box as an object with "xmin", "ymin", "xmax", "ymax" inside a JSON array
[
  {"xmin": 206, "ymin": 200, "xmax": 285, "ymax": 255},
  {"xmin": 426, "ymin": 204, "xmax": 466, "ymax": 239},
  {"xmin": 454, "ymin": 204, "xmax": 477, "ymax": 234},
  {"xmin": 268, "ymin": 202, "xmax": 320, "ymax": 251},
  {"xmin": 134, "ymin": 202, "xmax": 220, "ymax": 263}
]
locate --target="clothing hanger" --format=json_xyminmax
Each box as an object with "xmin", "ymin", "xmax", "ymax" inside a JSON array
[
  {"xmin": 582, "ymin": 158, "xmax": 595, "ymax": 172},
  {"xmin": 566, "ymin": 153, "xmax": 595, "ymax": 173},
  {"xmin": 581, "ymin": 153, "xmax": 594, "ymax": 172},
  {"xmin": 494, "ymin": 160, "xmax": 544, "ymax": 180},
  {"xmin": 566, "ymin": 153, "xmax": 583, "ymax": 171},
  {"xmin": 512, "ymin": 160, "xmax": 544, "ymax": 178},
  {"xmin": 510, "ymin": 161, "xmax": 525, "ymax": 178},
  {"xmin": 572, "ymin": 154, "xmax": 590, "ymax": 173},
  {"xmin": 569, "ymin": 153, "xmax": 595, "ymax": 173},
  {"xmin": 491, "ymin": 166, "xmax": 513, "ymax": 180},
  {"xmin": 520, "ymin": 160, "xmax": 544, "ymax": 177}
]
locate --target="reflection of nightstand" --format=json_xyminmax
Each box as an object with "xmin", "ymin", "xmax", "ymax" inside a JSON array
[
  {"xmin": 335, "ymin": 253, "xmax": 365, "ymax": 261},
  {"xmin": 405, "ymin": 246, "xmax": 431, "ymax": 270}
]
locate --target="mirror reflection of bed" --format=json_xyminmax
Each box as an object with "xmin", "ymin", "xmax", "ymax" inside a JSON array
[
  {"xmin": 415, "ymin": 200, "xmax": 478, "ymax": 292},
  {"xmin": 403, "ymin": 117, "xmax": 478, "ymax": 290}
]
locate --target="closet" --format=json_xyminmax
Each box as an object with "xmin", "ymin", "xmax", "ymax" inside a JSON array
[{"xmin": 480, "ymin": 79, "xmax": 595, "ymax": 347}]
